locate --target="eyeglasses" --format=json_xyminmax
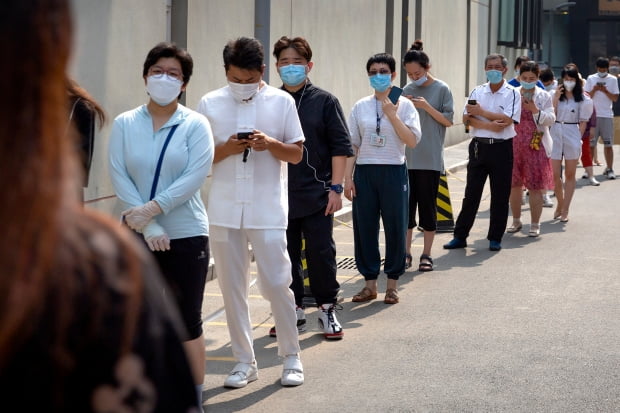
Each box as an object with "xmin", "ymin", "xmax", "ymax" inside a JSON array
[
  {"xmin": 368, "ymin": 69, "xmax": 391, "ymax": 76},
  {"xmin": 149, "ymin": 67, "xmax": 183, "ymax": 81}
]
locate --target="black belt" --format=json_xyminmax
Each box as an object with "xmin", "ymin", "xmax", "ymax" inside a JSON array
[
  {"xmin": 555, "ymin": 121, "xmax": 578, "ymax": 125},
  {"xmin": 473, "ymin": 137, "xmax": 511, "ymax": 144}
]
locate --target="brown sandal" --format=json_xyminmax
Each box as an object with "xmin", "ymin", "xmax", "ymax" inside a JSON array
[
  {"xmin": 384, "ymin": 288, "xmax": 399, "ymax": 304},
  {"xmin": 352, "ymin": 287, "xmax": 377, "ymax": 302}
]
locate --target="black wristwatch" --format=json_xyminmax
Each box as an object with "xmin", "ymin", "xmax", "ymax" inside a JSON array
[{"xmin": 330, "ymin": 184, "xmax": 344, "ymax": 194}]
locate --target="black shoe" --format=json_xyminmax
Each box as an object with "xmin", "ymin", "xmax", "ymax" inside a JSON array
[{"xmin": 443, "ymin": 238, "xmax": 467, "ymax": 249}]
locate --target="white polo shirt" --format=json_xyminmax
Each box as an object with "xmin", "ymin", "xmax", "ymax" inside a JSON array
[
  {"xmin": 465, "ymin": 81, "xmax": 521, "ymax": 139},
  {"xmin": 197, "ymin": 84, "xmax": 304, "ymax": 230},
  {"xmin": 585, "ymin": 73, "xmax": 619, "ymax": 118}
]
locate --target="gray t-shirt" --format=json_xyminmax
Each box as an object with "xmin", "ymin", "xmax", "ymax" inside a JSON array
[{"xmin": 403, "ymin": 78, "xmax": 454, "ymax": 171}]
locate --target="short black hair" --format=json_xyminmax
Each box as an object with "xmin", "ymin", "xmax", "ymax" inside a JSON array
[
  {"xmin": 596, "ymin": 57, "xmax": 609, "ymax": 69},
  {"xmin": 142, "ymin": 42, "xmax": 193, "ymax": 85},
  {"xmin": 539, "ymin": 68, "xmax": 555, "ymax": 83},
  {"xmin": 366, "ymin": 53, "xmax": 396, "ymax": 73},
  {"xmin": 223, "ymin": 37, "xmax": 264, "ymax": 72}
]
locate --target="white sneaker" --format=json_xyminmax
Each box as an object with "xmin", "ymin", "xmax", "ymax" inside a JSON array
[
  {"xmin": 318, "ymin": 304, "xmax": 344, "ymax": 340},
  {"xmin": 608, "ymin": 169, "xmax": 616, "ymax": 180},
  {"xmin": 589, "ymin": 177, "xmax": 600, "ymax": 186},
  {"xmin": 581, "ymin": 172, "xmax": 589, "ymax": 179},
  {"xmin": 542, "ymin": 194, "xmax": 553, "ymax": 208},
  {"xmin": 224, "ymin": 361, "xmax": 258, "ymax": 388},
  {"xmin": 281, "ymin": 355, "xmax": 304, "ymax": 386}
]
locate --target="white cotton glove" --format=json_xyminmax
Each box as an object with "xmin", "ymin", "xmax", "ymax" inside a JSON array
[
  {"xmin": 122, "ymin": 200, "xmax": 162, "ymax": 231},
  {"xmin": 142, "ymin": 221, "xmax": 171, "ymax": 252}
]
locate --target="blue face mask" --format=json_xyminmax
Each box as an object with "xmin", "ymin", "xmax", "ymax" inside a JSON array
[
  {"xmin": 486, "ymin": 69, "xmax": 504, "ymax": 84},
  {"xmin": 597, "ymin": 71, "xmax": 608, "ymax": 78},
  {"xmin": 521, "ymin": 81, "xmax": 536, "ymax": 90},
  {"xmin": 279, "ymin": 64, "xmax": 307, "ymax": 86},
  {"xmin": 413, "ymin": 75, "xmax": 428, "ymax": 86},
  {"xmin": 544, "ymin": 84, "xmax": 554, "ymax": 92},
  {"xmin": 369, "ymin": 73, "xmax": 392, "ymax": 92}
]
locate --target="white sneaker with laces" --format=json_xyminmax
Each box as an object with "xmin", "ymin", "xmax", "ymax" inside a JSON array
[
  {"xmin": 224, "ymin": 361, "xmax": 258, "ymax": 388},
  {"xmin": 608, "ymin": 169, "xmax": 616, "ymax": 180},
  {"xmin": 318, "ymin": 304, "xmax": 344, "ymax": 340},
  {"xmin": 281, "ymin": 355, "xmax": 304, "ymax": 386},
  {"xmin": 589, "ymin": 176, "xmax": 600, "ymax": 186},
  {"xmin": 542, "ymin": 193, "xmax": 553, "ymax": 208}
]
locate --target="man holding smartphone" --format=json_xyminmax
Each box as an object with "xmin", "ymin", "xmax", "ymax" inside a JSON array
[
  {"xmin": 585, "ymin": 57, "xmax": 619, "ymax": 179},
  {"xmin": 444, "ymin": 54, "xmax": 521, "ymax": 252},
  {"xmin": 197, "ymin": 37, "xmax": 305, "ymax": 389},
  {"xmin": 271, "ymin": 36, "xmax": 353, "ymax": 340}
]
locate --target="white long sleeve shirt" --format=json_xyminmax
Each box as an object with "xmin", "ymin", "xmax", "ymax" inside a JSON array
[{"xmin": 108, "ymin": 104, "xmax": 214, "ymax": 239}]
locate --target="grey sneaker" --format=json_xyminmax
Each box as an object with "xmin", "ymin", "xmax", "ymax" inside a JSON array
[
  {"xmin": 542, "ymin": 193, "xmax": 554, "ymax": 208},
  {"xmin": 224, "ymin": 361, "xmax": 258, "ymax": 388},
  {"xmin": 607, "ymin": 169, "xmax": 616, "ymax": 180},
  {"xmin": 318, "ymin": 304, "xmax": 344, "ymax": 340},
  {"xmin": 269, "ymin": 306, "xmax": 306, "ymax": 337}
]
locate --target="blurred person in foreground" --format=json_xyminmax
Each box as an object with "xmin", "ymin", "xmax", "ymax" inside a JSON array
[{"xmin": 0, "ymin": 1, "xmax": 199, "ymax": 412}]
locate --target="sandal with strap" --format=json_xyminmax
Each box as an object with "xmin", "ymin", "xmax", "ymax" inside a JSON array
[
  {"xmin": 418, "ymin": 254, "xmax": 434, "ymax": 272},
  {"xmin": 384, "ymin": 288, "xmax": 399, "ymax": 304},
  {"xmin": 405, "ymin": 253, "xmax": 413, "ymax": 269},
  {"xmin": 352, "ymin": 287, "xmax": 377, "ymax": 303}
]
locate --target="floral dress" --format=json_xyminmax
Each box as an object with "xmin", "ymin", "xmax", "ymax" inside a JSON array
[{"xmin": 511, "ymin": 107, "xmax": 554, "ymax": 190}]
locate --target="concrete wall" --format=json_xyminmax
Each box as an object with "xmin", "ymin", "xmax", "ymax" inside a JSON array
[{"xmin": 69, "ymin": 0, "xmax": 521, "ymax": 215}]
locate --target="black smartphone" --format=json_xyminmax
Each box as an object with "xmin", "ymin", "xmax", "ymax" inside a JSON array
[
  {"xmin": 468, "ymin": 99, "xmax": 477, "ymax": 105},
  {"xmin": 597, "ymin": 82, "xmax": 606, "ymax": 87},
  {"xmin": 237, "ymin": 132, "xmax": 252, "ymax": 140},
  {"xmin": 388, "ymin": 86, "xmax": 403, "ymax": 104}
]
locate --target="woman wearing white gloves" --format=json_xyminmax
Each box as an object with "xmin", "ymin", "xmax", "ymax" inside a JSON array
[{"xmin": 108, "ymin": 42, "xmax": 214, "ymax": 405}]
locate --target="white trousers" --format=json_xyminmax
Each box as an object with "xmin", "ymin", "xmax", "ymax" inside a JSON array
[{"xmin": 210, "ymin": 225, "xmax": 300, "ymax": 363}]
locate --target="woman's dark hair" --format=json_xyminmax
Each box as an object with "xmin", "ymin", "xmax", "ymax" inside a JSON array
[
  {"xmin": 0, "ymin": 1, "xmax": 145, "ymax": 406},
  {"xmin": 366, "ymin": 53, "xmax": 396, "ymax": 73},
  {"xmin": 559, "ymin": 67, "xmax": 584, "ymax": 102},
  {"xmin": 142, "ymin": 42, "xmax": 193, "ymax": 85},
  {"xmin": 403, "ymin": 39, "xmax": 430, "ymax": 69},
  {"xmin": 67, "ymin": 78, "xmax": 106, "ymax": 127},
  {"xmin": 272, "ymin": 36, "xmax": 312, "ymax": 62},
  {"xmin": 223, "ymin": 37, "xmax": 265, "ymax": 72},
  {"xmin": 539, "ymin": 68, "xmax": 555, "ymax": 83},
  {"xmin": 519, "ymin": 61, "xmax": 539, "ymax": 76},
  {"xmin": 514, "ymin": 55, "xmax": 530, "ymax": 70}
]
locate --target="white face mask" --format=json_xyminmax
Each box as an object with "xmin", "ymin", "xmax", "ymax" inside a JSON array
[
  {"xmin": 228, "ymin": 81, "xmax": 260, "ymax": 102},
  {"xmin": 563, "ymin": 80, "xmax": 576, "ymax": 92},
  {"xmin": 146, "ymin": 75, "xmax": 183, "ymax": 106}
]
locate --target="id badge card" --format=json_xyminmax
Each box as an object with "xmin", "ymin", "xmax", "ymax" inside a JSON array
[{"xmin": 370, "ymin": 133, "xmax": 386, "ymax": 147}]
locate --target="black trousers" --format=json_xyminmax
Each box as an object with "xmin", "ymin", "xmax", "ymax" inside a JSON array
[
  {"xmin": 287, "ymin": 209, "xmax": 340, "ymax": 307},
  {"xmin": 454, "ymin": 138, "xmax": 513, "ymax": 243}
]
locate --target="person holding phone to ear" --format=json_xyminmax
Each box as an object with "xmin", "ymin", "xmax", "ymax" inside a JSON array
[
  {"xmin": 402, "ymin": 40, "xmax": 454, "ymax": 272},
  {"xmin": 345, "ymin": 52, "xmax": 421, "ymax": 305}
]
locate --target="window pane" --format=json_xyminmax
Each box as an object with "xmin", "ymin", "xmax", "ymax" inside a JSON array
[{"xmin": 499, "ymin": 0, "xmax": 516, "ymax": 44}]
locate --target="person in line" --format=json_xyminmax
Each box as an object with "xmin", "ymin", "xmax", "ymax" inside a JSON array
[
  {"xmin": 402, "ymin": 40, "xmax": 454, "ymax": 271},
  {"xmin": 0, "ymin": 1, "xmax": 199, "ymax": 411},
  {"xmin": 108, "ymin": 42, "xmax": 214, "ymax": 405},
  {"xmin": 549, "ymin": 66, "xmax": 593, "ymax": 222},
  {"xmin": 508, "ymin": 55, "xmax": 545, "ymax": 89},
  {"xmin": 270, "ymin": 36, "xmax": 353, "ymax": 340},
  {"xmin": 196, "ymin": 37, "xmax": 305, "ymax": 388},
  {"xmin": 609, "ymin": 56, "xmax": 620, "ymax": 151},
  {"xmin": 444, "ymin": 54, "xmax": 521, "ymax": 252},
  {"xmin": 585, "ymin": 57, "xmax": 619, "ymax": 179},
  {"xmin": 506, "ymin": 61, "xmax": 555, "ymax": 237},
  {"xmin": 66, "ymin": 78, "xmax": 106, "ymax": 188},
  {"xmin": 538, "ymin": 68, "xmax": 559, "ymax": 208},
  {"xmin": 345, "ymin": 52, "xmax": 421, "ymax": 305}
]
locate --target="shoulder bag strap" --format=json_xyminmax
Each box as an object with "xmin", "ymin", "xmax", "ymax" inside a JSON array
[{"xmin": 149, "ymin": 124, "xmax": 179, "ymax": 200}]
